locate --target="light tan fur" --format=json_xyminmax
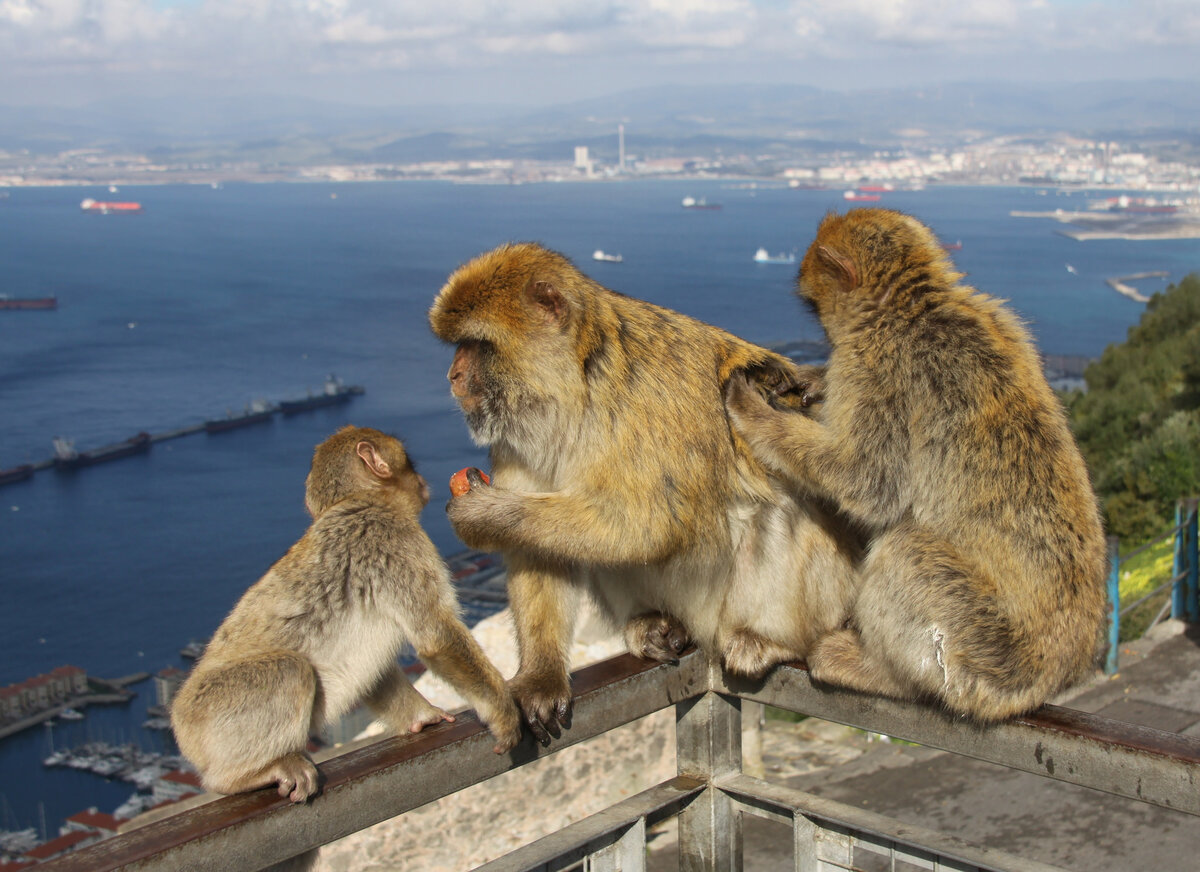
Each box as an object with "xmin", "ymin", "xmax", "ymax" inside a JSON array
[
  {"xmin": 726, "ymin": 209, "xmax": 1107, "ymax": 721},
  {"xmin": 429, "ymin": 242, "xmax": 862, "ymax": 740},
  {"xmin": 171, "ymin": 426, "xmax": 521, "ymax": 803}
]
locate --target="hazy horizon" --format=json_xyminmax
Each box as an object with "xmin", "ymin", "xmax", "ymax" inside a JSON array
[{"xmin": 3, "ymin": 1, "xmax": 1198, "ymax": 111}]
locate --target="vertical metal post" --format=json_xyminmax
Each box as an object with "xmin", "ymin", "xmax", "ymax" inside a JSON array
[
  {"xmin": 676, "ymin": 687, "xmax": 743, "ymax": 872},
  {"xmin": 1173, "ymin": 501, "xmax": 1187, "ymax": 620},
  {"xmin": 1186, "ymin": 497, "xmax": 1199, "ymax": 622},
  {"xmin": 1106, "ymin": 536, "xmax": 1121, "ymax": 675},
  {"xmin": 586, "ymin": 819, "xmax": 647, "ymax": 872}
]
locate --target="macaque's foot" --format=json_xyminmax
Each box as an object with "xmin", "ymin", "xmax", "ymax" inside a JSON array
[
  {"xmin": 722, "ymin": 628, "xmax": 802, "ymax": 680},
  {"xmin": 270, "ymin": 753, "xmax": 321, "ymax": 804},
  {"xmin": 480, "ymin": 694, "xmax": 523, "ymax": 754},
  {"xmin": 508, "ymin": 669, "xmax": 572, "ymax": 746},
  {"xmin": 624, "ymin": 612, "xmax": 690, "ymax": 664}
]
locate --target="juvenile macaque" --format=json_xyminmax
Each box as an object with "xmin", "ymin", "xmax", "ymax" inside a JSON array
[
  {"xmin": 429, "ymin": 243, "xmax": 861, "ymax": 740},
  {"xmin": 171, "ymin": 426, "xmax": 521, "ymax": 802},
  {"xmin": 726, "ymin": 209, "xmax": 1107, "ymax": 721}
]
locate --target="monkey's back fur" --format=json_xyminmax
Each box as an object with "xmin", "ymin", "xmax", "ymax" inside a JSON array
[
  {"xmin": 430, "ymin": 243, "xmax": 862, "ymax": 682},
  {"xmin": 729, "ymin": 209, "xmax": 1107, "ymax": 721}
]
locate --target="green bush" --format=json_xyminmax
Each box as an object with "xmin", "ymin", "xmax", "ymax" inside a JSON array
[{"xmin": 1070, "ymin": 274, "xmax": 1200, "ymax": 544}]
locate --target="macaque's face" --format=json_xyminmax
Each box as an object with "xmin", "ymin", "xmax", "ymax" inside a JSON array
[{"xmin": 447, "ymin": 339, "xmax": 517, "ymax": 446}]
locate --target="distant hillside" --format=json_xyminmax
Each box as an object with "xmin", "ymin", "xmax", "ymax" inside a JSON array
[
  {"xmin": 1068, "ymin": 273, "xmax": 1200, "ymax": 544},
  {"xmin": 2, "ymin": 80, "xmax": 1198, "ymax": 164}
]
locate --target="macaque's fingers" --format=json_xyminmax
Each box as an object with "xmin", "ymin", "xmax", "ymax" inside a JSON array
[
  {"xmin": 509, "ymin": 672, "xmax": 572, "ymax": 746},
  {"xmin": 270, "ymin": 753, "xmax": 320, "ymax": 804},
  {"xmin": 449, "ymin": 466, "xmax": 492, "ymax": 497},
  {"xmin": 409, "ymin": 708, "xmax": 455, "ymax": 733}
]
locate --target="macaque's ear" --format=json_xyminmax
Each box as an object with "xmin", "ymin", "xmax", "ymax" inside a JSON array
[
  {"xmin": 527, "ymin": 280, "xmax": 569, "ymax": 326},
  {"xmin": 816, "ymin": 245, "xmax": 859, "ymax": 291},
  {"xmin": 356, "ymin": 440, "xmax": 393, "ymax": 479}
]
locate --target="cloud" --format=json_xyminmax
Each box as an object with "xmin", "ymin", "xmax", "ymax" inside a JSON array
[{"xmin": 1, "ymin": 0, "xmax": 1197, "ymax": 103}]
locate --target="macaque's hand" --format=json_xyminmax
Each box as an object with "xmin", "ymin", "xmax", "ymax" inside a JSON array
[
  {"xmin": 624, "ymin": 612, "xmax": 690, "ymax": 664},
  {"xmin": 407, "ymin": 703, "xmax": 456, "ymax": 734},
  {"xmin": 449, "ymin": 467, "xmax": 491, "ymax": 497},
  {"xmin": 508, "ymin": 668, "xmax": 572, "ymax": 746},
  {"xmin": 725, "ymin": 370, "xmax": 776, "ymax": 428},
  {"xmin": 445, "ymin": 469, "xmax": 507, "ymax": 551},
  {"xmin": 787, "ymin": 364, "xmax": 826, "ymax": 408}
]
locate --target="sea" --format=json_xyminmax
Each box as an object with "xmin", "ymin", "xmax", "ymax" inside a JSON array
[{"xmin": 0, "ymin": 179, "xmax": 1197, "ymax": 838}]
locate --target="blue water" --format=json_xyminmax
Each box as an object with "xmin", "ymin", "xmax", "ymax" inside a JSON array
[{"xmin": 0, "ymin": 180, "xmax": 1197, "ymax": 835}]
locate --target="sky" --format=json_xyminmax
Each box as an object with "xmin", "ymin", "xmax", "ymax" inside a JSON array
[{"xmin": 2, "ymin": 0, "xmax": 1199, "ymax": 109}]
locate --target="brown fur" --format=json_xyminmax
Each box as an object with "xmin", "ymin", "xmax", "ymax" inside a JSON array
[
  {"xmin": 429, "ymin": 242, "xmax": 861, "ymax": 740},
  {"xmin": 726, "ymin": 209, "xmax": 1107, "ymax": 721},
  {"xmin": 171, "ymin": 426, "xmax": 521, "ymax": 804}
]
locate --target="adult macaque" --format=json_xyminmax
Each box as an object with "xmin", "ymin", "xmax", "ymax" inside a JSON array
[
  {"xmin": 171, "ymin": 426, "xmax": 521, "ymax": 803},
  {"xmin": 726, "ymin": 209, "xmax": 1107, "ymax": 721},
  {"xmin": 430, "ymin": 243, "xmax": 861, "ymax": 741}
]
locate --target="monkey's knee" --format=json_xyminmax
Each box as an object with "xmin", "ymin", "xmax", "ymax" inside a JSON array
[
  {"xmin": 806, "ymin": 628, "xmax": 904, "ymax": 699},
  {"xmin": 721, "ymin": 628, "xmax": 802, "ymax": 680},
  {"xmin": 624, "ymin": 611, "xmax": 690, "ymax": 663}
]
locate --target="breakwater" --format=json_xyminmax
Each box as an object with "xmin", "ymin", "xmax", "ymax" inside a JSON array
[{"xmin": 1, "ymin": 381, "xmax": 363, "ymax": 486}]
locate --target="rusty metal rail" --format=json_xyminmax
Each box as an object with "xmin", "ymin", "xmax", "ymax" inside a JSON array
[{"xmin": 37, "ymin": 651, "xmax": 1200, "ymax": 871}]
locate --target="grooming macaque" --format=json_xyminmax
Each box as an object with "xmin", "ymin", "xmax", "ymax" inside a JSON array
[
  {"xmin": 726, "ymin": 209, "xmax": 1107, "ymax": 721},
  {"xmin": 171, "ymin": 426, "xmax": 521, "ymax": 803},
  {"xmin": 429, "ymin": 243, "xmax": 861, "ymax": 740}
]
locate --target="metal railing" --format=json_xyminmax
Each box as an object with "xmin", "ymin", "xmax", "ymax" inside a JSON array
[
  {"xmin": 38, "ymin": 649, "xmax": 1200, "ymax": 872},
  {"xmin": 1106, "ymin": 496, "xmax": 1199, "ymax": 673}
]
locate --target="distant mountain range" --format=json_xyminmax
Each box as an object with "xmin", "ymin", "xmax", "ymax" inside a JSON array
[{"xmin": 2, "ymin": 80, "xmax": 1198, "ymax": 165}]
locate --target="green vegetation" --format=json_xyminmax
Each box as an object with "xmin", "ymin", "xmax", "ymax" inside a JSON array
[
  {"xmin": 1114, "ymin": 537, "xmax": 1175, "ymax": 641},
  {"xmin": 1066, "ymin": 273, "xmax": 1200, "ymax": 545}
]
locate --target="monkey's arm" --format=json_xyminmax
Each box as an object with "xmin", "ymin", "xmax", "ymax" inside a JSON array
[
  {"xmin": 725, "ymin": 371, "xmax": 829, "ymax": 493},
  {"xmin": 447, "ymin": 485, "xmax": 687, "ymax": 566},
  {"xmin": 395, "ymin": 562, "xmax": 523, "ymax": 754}
]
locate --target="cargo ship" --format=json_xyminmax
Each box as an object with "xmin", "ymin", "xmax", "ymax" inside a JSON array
[
  {"xmin": 0, "ymin": 295, "xmax": 57, "ymax": 310},
  {"xmin": 0, "ymin": 464, "xmax": 34, "ymax": 486},
  {"xmin": 204, "ymin": 399, "xmax": 278, "ymax": 434},
  {"xmin": 80, "ymin": 198, "xmax": 143, "ymax": 214},
  {"xmin": 53, "ymin": 432, "xmax": 152, "ymax": 469},
  {"xmin": 279, "ymin": 375, "xmax": 364, "ymax": 415}
]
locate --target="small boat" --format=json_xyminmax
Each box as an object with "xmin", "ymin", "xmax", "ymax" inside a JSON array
[
  {"xmin": 753, "ymin": 248, "xmax": 796, "ymax": 265},
  {"xmin": 1066, "ymin": 264, "xmax": 1078, "ymax": 274},
  {"xmin": 682, "ymin": 196, "xmax": 722, "ymax": 210},
  {"xmin": 180, "ymin": 639, "xmax": 207, "ymax": 659},
  {"xmin": 592, "ymin": 250, "xmax": 624, "ymax": 263},
  {"xmin": 843, "ymin": 191, "xmax": 882, "ymax": 202},
  {"xmin": 59, "ymin": 707, "xmax": 84, "ymax": 721}
]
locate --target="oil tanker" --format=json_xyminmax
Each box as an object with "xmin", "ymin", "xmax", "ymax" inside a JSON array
[{"xmin": 80, "ymin": 199, "xmax": 143, "ymax": 214}]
